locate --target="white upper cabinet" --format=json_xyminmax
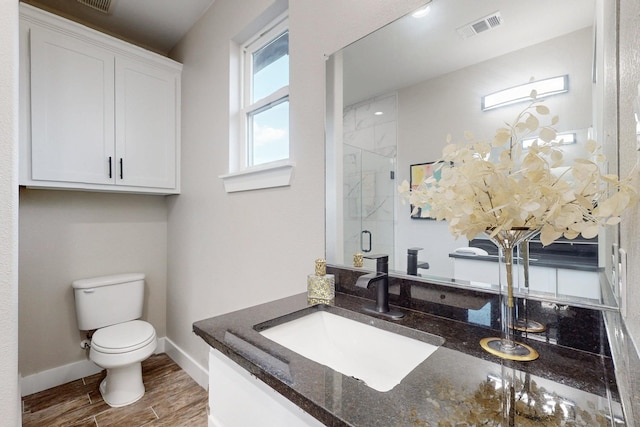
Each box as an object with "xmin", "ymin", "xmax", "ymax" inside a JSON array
[
  {"xmin": 19, "ymin": 4, "xmax": 181, "ymax": 194},
  {"xmin": 30, "ymin": 25, "xmax": 116, "ymax": 185},
  {"xmin": 115, "ymin": 57, "xmax": 177, "ymax": 189}
]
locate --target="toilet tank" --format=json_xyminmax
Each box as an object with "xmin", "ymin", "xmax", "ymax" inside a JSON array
[{"xmin": 72, "ymin": 273, "xmax": 146, "ymax": 330}]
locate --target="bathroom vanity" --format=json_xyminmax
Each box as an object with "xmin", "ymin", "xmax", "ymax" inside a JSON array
[
  {"xmin": 193, "ymin": 266, "xmax": 636, "ymax": 426},
  {"xmin": 450, "ymin": 237, "xmax": 602, "ymax": 300}
]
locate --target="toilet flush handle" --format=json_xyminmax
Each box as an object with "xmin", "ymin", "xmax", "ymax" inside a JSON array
[{"xmin": 83, "ymin": 289, "xmax": 95, "ymax": 294}]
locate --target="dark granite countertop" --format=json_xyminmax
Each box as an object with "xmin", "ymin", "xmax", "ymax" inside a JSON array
[{"xmin": 194, "ymin": 273, "xmax": 625, "ymax": 426}]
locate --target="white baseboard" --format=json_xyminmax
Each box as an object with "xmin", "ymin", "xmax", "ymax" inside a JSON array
[
  {"xmin": 20, "ymin": 337, "xmax": 181, "ymax": 396},
  {"xmin": 164, "ymin": 337, "xmax": 209, "ymax": 390},
  {"xmin": 20, "ymin": 356, "xmax": 102, "ymax": 397}
]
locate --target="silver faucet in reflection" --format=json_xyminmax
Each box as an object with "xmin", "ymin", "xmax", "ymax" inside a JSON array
[{"xmin": 355, "ymin": 254, "xmax": 405, "ymax": 320}]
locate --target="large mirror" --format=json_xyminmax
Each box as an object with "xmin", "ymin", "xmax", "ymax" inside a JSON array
[{"xmin": 326, "ymin": 0, "xmax": 621, "ymax": 309}]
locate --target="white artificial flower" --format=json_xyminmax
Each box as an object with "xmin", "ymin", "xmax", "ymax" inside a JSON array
[{"xmin": 399, "ymin": 98, "xmax": 636, "ymax": 246}]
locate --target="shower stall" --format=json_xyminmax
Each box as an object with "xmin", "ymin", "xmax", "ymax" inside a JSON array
[{"xmin": 342, "ymin": 93, "xmax": 397, "ymax": 270}]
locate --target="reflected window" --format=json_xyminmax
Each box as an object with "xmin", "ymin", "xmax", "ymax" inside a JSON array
[{"xmin": 468, "ymin": 301, "xmax": 491, "ymax": 326}]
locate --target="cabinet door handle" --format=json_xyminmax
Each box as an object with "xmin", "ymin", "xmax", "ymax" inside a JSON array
[
  {"xmin": 119, "ymin": 158, "xmax": 124, "ymax": 179},
  {"xmin": 108, "ymin": 157, "xmax": 112, "ymax": 178}
]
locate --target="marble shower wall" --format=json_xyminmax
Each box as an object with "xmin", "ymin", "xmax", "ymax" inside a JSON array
[{"xmin": 342, "ymin": 93, "xmax": 397, "ymax": 267}]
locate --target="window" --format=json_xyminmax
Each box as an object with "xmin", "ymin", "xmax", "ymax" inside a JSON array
[
  {"xmin": 242, "ymin": 17, "xmax": 289, "ymax": 168},
  {"xmin": 221, "ymin": 14, "xmax": 293, "ymax": 193}
]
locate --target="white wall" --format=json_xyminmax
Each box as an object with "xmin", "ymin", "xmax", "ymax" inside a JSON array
[
  {"xmin": 0, "ymin": 0, "xmax": 21, "ymax": 424},
  {"xmin": 618, "ymin": 0, "xmax": 640, "ymax": 350},
  {"xmin": 18, "ymin": 190, "xmax": 168, "ymax": 378},
  {"xmin": 395, "ymin": 28, "xmax": 593, "ymax": 277},
  {"xmin": 167, "ymin": 0, "xmax": 428, "ymax": 373}
]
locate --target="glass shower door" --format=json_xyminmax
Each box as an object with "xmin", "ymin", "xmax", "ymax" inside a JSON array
[{"xmin": 343, "ymin": 144, "xmax": 395, "ymax": 269}]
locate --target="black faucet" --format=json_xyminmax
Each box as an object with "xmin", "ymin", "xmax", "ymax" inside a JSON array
[
  {"xmin": 407, "ymin": 247, "xmax": 430, "ymax": 276},
  {"xmin": 355, "ymin": 254, "xmax": 404, "ymax": 319}
]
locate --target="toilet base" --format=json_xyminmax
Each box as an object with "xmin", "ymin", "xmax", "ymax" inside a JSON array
[{"xmin": 99, "ymin": 362, "xmax": 145, "ymax": 407}]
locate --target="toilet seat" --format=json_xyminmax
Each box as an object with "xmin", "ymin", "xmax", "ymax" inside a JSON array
[{"xmin": 92, "ymin": 320, "xmax": 156, "ymax": 354}]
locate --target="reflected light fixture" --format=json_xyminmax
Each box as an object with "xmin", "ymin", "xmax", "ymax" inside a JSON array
[
  {"xmin": 482, "ymin": 75, "xmax": 569, "ymax": 111},
  {"xmin": 412, "ymin": 3, "xmax": 432, "ymax": 18}
]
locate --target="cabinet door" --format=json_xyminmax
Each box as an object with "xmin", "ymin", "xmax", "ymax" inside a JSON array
[
  {"xmin": 209, "ymin": 349, "xmax": 325, "ymax": 427},
  {"xmin": 30, "ymin": 26, "xmax": 115, "ymax": 184},
  {"xmin": 115, "ymin": 57, "xmax": 177, "ymax": 189}
]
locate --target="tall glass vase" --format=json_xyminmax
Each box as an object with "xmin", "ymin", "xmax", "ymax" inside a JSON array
[
  {"xmin": 513, "ymin": 236, "xmax": 545, "ymax": 333},
  {"xmin": 481, "ymin": 228, "xmax": 539, "ymax": 361}
]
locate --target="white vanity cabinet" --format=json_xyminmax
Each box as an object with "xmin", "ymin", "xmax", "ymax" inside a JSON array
[
  {"xmin": 19, "ymin": 4, "xmax": 181, "ymax": 194},
  {"xmin": 208, "ymin": 348, "xmax": 324, "ymax": 427}
]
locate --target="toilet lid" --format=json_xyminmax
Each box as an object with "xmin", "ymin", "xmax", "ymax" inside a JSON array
[{"xmin": 92, "ymin": 320, "xmax": 156, "ymax": 354}]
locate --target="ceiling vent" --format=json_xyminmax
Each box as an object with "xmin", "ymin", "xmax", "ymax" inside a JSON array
[
  {"xmin": 76, "ymin": 0, "xmax": 115, "ymax": 14},
  {"xmin": 456, "ymin": 11, "xmax": 503, "ymax": 39}
]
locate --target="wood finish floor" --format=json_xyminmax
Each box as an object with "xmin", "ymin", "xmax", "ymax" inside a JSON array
[{"xmin": 22, "ymin": 353, "xmax": 208, "ymax": 427}]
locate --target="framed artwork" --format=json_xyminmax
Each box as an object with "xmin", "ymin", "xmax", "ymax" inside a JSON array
[{"xmin": 410, "ymin": 161, "xmax": 441, "ymax": 219}]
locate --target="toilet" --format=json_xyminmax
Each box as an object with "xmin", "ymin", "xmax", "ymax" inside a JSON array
[{"xmin": 72, "ymin": 273, "xmax": 157, "ymax": 407}]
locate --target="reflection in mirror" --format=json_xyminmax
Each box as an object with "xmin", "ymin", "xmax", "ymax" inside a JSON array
[{"xmin": 325, "ymin": 0, "xmax": 620, "ymax": 308}]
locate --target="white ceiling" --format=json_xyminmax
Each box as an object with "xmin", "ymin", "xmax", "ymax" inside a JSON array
[
  {"xmin": 342, "ymin": 0, "xmax": 594, "ymax": 105},
  {"xmin": 24, "ymin": 0, "xmax": 216, "ymax": 54},
  {"xmin": 26, "ymin": 0, "xmax": 594, "ymax": 93}
]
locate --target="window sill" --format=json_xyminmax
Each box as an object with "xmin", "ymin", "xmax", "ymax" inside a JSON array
[{"xmin": 219, "ymin": 161, "xmax": 295, "ymax": 193}]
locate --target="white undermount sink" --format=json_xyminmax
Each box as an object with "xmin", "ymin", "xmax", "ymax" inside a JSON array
[{"xmin": 258, "ymin": 309, "xmax": 442, "ymax": 392}]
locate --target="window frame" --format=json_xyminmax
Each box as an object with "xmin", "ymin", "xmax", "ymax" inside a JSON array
[{"xmin": 240, "ymin": 16, "xmax": 290, "ymax": 169}]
